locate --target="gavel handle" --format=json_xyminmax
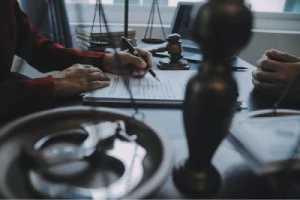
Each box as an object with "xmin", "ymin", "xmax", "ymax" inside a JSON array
[{"xmin": 142, "ymin": 42, "xmax": 168, "ymax": 55}]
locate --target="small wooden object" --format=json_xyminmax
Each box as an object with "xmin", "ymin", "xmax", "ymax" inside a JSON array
[{"xmin": 157, "ymin": 34, "xmax": 189, "ymax": 70}]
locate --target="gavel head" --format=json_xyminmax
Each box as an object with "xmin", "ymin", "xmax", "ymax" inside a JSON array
[
  {"xmin": 166, "ymin": 33, "xmax": 184, "ymax": 62},
  {"xmin": 190, "ymin": 0, "xmax": 252, "ymax": 62}
]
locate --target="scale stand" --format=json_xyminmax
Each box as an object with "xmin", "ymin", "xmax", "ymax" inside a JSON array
[{"xmin": 142, "ymin": 0, "xmax": 166, "ymax": 44}]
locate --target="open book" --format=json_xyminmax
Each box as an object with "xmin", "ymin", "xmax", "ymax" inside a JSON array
[{"xmin": 229, "ymin": 112, "xmax": 300, "ymax": 175}]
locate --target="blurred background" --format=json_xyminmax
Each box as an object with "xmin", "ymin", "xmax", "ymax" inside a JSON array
[{"xmin": 15, "ymin": 0, "xmax": 300, "ymax": 78}]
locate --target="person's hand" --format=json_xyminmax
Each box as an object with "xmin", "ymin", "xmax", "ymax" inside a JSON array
[
  {"xmin": 53, "ymin": 64, "xmax": 110, "ymax": 98},
  {"xmin": 252, "ymin": 49, "xmax": 300, "ymax": 99},
  {"xmin": 102, "ymin": 47, "xmax": 153, "ymax": 77}
]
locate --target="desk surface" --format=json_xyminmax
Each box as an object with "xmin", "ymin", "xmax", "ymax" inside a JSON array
[
  {"xmin": 2, "ymin": 56, "xmax": 299, "ymax": 198},
  {"xmin": 56, "ymin": 57, "xmax": 300, "ymax": 198}
]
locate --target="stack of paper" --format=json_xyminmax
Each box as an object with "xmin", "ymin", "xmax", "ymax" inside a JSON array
[{"xmin": 76, "ymin": 26, "xmax": 137, "ymax": 51}]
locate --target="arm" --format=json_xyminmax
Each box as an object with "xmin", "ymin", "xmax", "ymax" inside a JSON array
[
  {"xmin": 0, "ymin": 1, "xmax": 153, "ymax": 120},
  {"xmin": 0, "ymin": 64, "xmax": 110, "ymax": 120},
  {"xmin": 0, "ymin": 76, "xmax": 55, "ymax": 120},
  {"xmin": 14, "ymin": 0, "xmax": 105, "ymax": 73},
  {"xmin": 0, "ymin": 0, "xmax": 105, "ymax": 119}
]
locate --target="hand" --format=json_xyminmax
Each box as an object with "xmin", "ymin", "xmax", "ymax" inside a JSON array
[
  {"xmin": 102, "ymin": 47, "xmax": 153, "ymax": 77},
  {"xmin": 53, "ymin": 64, "xmax": 110, "ymax": 98},
  {"xmin": 252, "ymin": 49, "xmax": 300, "ymax": 99}
]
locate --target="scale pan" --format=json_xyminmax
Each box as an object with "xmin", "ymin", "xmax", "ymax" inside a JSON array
[
  {"xmin": 0, "ymin": 106, "xmax": 173, "ymax": 199},
  {"xmin": 142, "ymin": 38, "xmax": 166, "ymax": 44}
]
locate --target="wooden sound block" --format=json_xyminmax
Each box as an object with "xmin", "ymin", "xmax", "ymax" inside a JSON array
[{"xmin": 157, "ymin": 58, "xmax": 190, "ymax": 70}]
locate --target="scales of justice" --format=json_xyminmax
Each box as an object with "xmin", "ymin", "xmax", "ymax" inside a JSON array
[{"xmin": 1, "ymin": 0, "xmax": 298, "ymax": 199}]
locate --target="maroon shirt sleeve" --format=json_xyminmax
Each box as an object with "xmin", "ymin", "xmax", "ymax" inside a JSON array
[
  {"xmin": 0, "ymin": 1, "xmax": 105, "ymax": 120},
  {"xmin": 0, "ymin": 76, "xmax": 56, "ymax": 120},
  {"xmin": 14, "ymin": 1, "xmax": 105, "ymax": 72}
]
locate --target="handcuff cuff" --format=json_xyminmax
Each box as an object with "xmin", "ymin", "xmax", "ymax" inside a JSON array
[{"xmin": 22, "ymin": 120, "xmax": 146, "ymax": 199}]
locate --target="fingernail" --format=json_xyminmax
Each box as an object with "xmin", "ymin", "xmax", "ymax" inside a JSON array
[
  {"xmin": 138, "ymin": 70, "xmax": 145, "ymax": 75},
  {"xmin": 140, "ymin": 61, "xmax": 147, "ymax": 68},
  {"xmin": 133, "ymin": 71, "xmax": 139, "ymax": 76}
]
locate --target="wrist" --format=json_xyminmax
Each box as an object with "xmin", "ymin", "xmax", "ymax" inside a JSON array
[
  {"xmin": 52, "ymin": 74, "xmax": 64, "ymax": 98},
  {"xmin": 102, "ymin": 53, "xmax": 113, "ymax": 72}
]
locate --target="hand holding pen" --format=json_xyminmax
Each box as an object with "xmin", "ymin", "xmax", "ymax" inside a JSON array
[
  {"xmin": 102, "ymin": 39, "xmax": 153, "ymax": 78},
  {"xmin": 121, "ymin": 37, "xmax": 160, "ymax": 81}
]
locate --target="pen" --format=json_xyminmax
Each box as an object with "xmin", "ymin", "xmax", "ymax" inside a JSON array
[
  {"xmin": 121, "ymin": 36, "xmax": 160, "ymax": 82},
  {"xmin": 232, "ymin": 66, "xmax": 248, "ymax": 71}
]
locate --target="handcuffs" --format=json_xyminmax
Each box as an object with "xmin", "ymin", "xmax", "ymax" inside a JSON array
[{"xmin": 22, "ymin": 120, "xmax": 146, "ymax": 199}]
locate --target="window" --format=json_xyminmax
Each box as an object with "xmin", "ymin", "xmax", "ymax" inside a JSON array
[
  {"xmin": 65, "ymin": 0, "xmax": 200, "ymax": 7},
  {"xmin": 65, "ymin": 0, "xmax": 300, "ymax": 31},
  {"xmin": 65, "ymin": 0, "xmax": 300, "ymax": 12},
  {"xmin": 114, "ymin": 0, "xmax": 139, "ymax": 4},
  {"xmin": 251, "ymin": 0, "xmax": 300, "ymax": 13}
]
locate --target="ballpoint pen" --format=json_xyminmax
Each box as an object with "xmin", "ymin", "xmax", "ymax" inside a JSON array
[
  {"xmin": 231, "ymin": 66, "xmax": 248, "ymax": 71},
  {"xmin": 121, "ymin": 36, "xmax": 160, "ymax": 82}
]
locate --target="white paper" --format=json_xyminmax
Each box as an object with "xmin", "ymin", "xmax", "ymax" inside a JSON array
[
  {"xmin": 84, "ymin": 70, "xmax": 196, "ymax": 101},
  {"xmin": 231, "ymin": 116, "xmax": 300, "ymax": 163}
]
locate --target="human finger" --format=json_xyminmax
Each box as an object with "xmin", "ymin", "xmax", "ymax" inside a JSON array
[
  {"xmin": 265, "ymin": 49, "xmax": 299, "ymax": 63},
  {"xmin": 72, "ymin": 64, "xmax": 95, "ymax": 70},
  {"xmin": 82, "ymin": 65, "xmax": 95, "ymax": 68},
  {"xmin": 135, "ymin": 47, "xmax": 153, "ymax": 68},
  {"xmin": 252, "ymin": 78, "xmax": 282, "ymax": 94},
  {"xmin": 257, "ymin": 58, "xmax": 283, "ymax": 72},
  {"xmin": 252, "ymin": 69, "xmax": 284, "ymax": 84},
  {"xmin": 87, "ymin": 72, "xmax": 110, "ymax": 81},
  {"xmin": 121, "ymin": 53, "xmax": 147, "ymax": 69},
  {"xmin": 85, "ymin": 67, "xmax": 101, "ymax": 73},
  {"xmin": 88, "ymin": 81, "xmax": 110, "ymax": 90},
  {"xmin": 132, "ymin": 69, "xmax": 147, "ymax": 78}
]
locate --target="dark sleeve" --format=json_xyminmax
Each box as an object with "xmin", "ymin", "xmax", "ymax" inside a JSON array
[
  {"xmin": 14, "ymin": 0, "xmax": 105, "ymax": 73},
  {"xmin": 0, "ymin": 76, "xmax": 56, "ymax": 120}
]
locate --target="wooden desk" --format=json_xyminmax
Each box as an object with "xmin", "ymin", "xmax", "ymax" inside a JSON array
[
  {"xmin": 1, "ymin": 56, "xmax": 298, "ymax": 198},
  {"xmin": 50, "ymin": 57, "xmax": 276, "ymax": 198},
  {"xmin": 46, "ymin": 56, "xmax": 299, "ymax": 198}
]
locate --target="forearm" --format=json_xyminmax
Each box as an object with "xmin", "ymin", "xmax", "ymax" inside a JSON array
[
  {"xmin": 0, "ymin": 76, "xmax": 56, "ymax": 120},
  {"xmin": 23, "ymin": 37, "xmax": 106, "ymax": 72}
]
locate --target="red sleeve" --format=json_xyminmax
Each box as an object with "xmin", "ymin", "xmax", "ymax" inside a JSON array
[
  {"xmin": 0, "ymin": 76, "xmax": 56, "ymax": 120},
  {"xmin": 0, "ymin": 1, "xmax": 106, "ymax": 119},
  {"xmin": 14, "ymin": 0, "xmax": 105, "ymax": 73}
]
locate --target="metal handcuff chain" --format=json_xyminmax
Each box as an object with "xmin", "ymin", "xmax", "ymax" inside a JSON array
[{"xmin": 23, "ymin": 120, "xmax": 146, "ymax": 199}]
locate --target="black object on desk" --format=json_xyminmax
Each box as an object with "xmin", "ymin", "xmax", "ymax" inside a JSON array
[
  {"xmin": 173, "ymin": 0, "xmax": 253, "ymax": 198},
  {"xmin": 232, "ymin": 66, "xmax": 248, "ymax": 71}
]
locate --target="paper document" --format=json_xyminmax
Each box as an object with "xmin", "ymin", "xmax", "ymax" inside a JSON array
[
  {"xmin": 230, "ymin": 115, "xmax": 300, "ymax": 174},
  {"xmin": 83, "ymin": 70, "xmax": 196, "ymax": 105}
]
